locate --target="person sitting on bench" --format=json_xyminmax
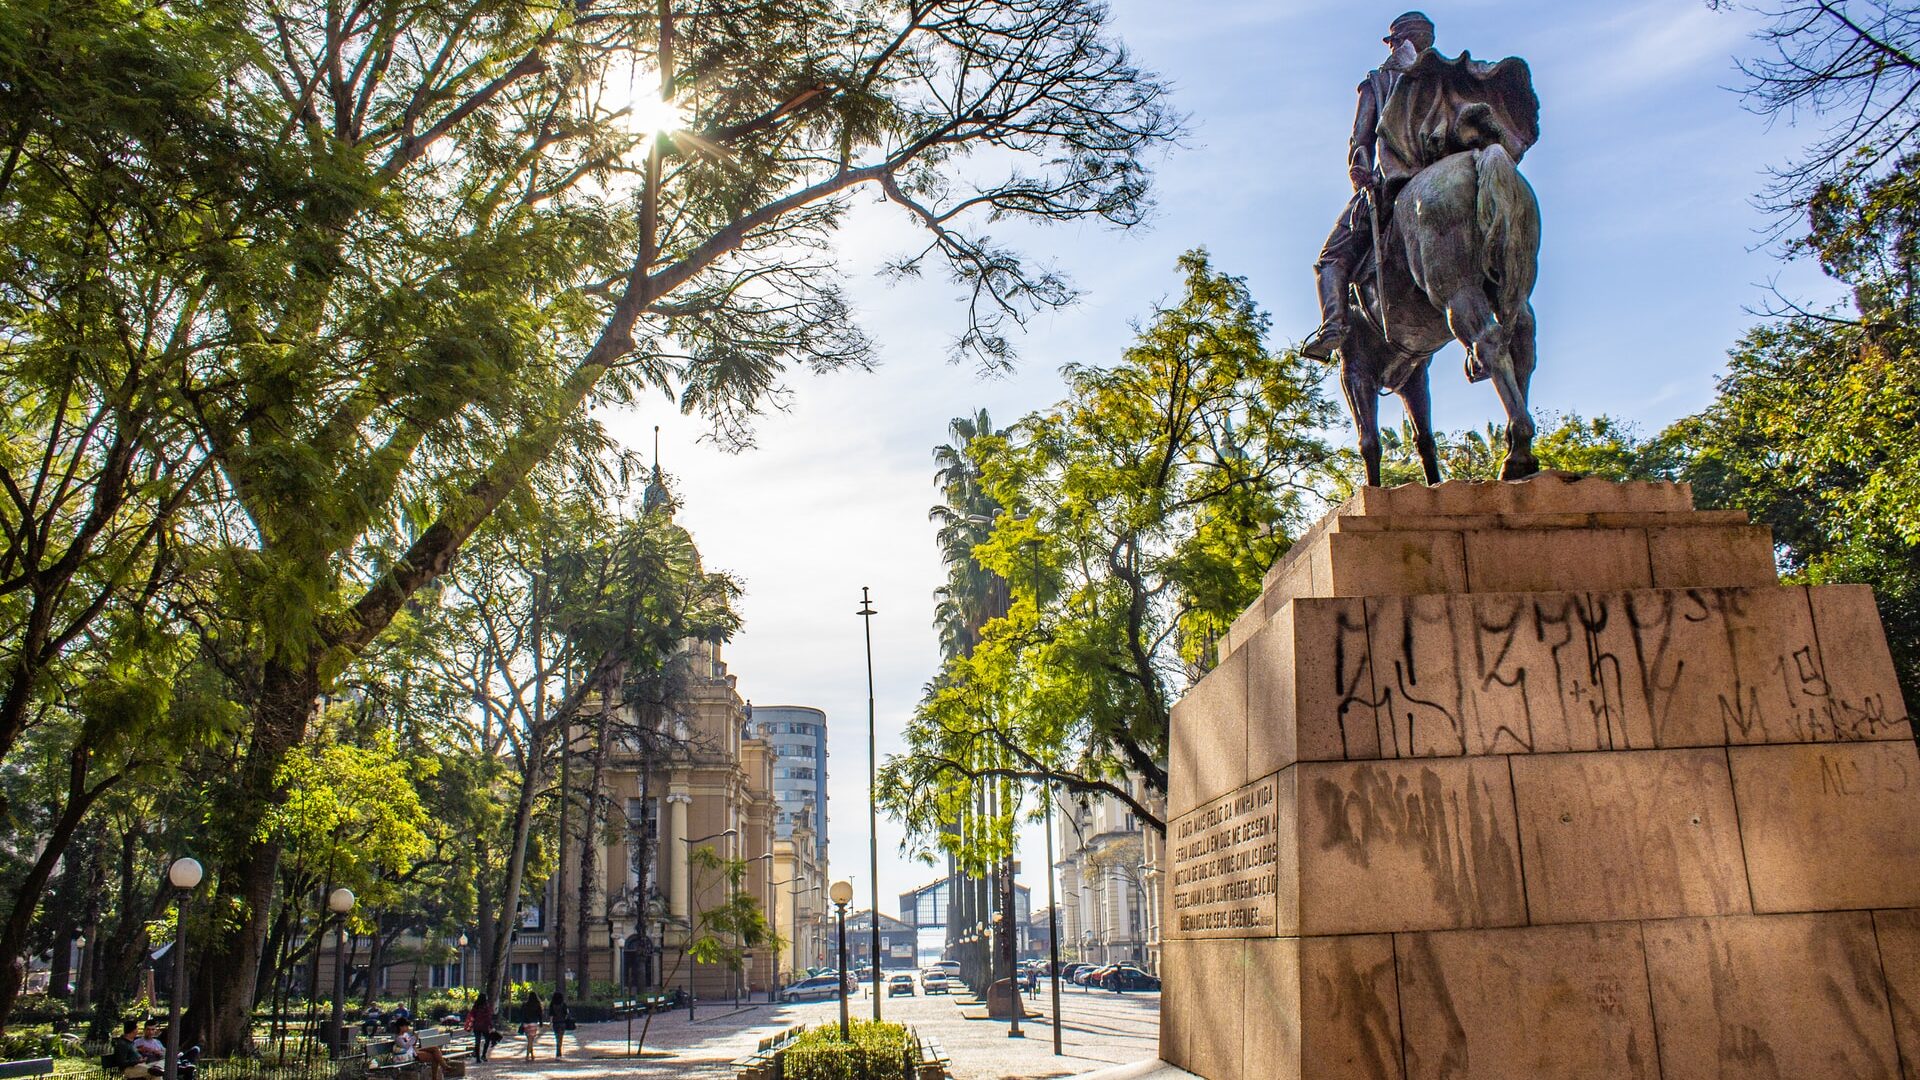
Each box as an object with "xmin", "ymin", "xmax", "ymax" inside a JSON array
[{"xmin": 391, "ymin": 1020, "xmax": 444, "ymax": 1080}]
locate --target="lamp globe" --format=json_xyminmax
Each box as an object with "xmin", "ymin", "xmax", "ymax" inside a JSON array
[
  {"xmin": 167, "ymin": 857, "xmax": 203, "ymax": 890},
  {"xmin": 328, "ymin": 887, "xmax": 356, "ymax": 914},
  {"xmin": 829, "ymin": 880, "xmax": 853, "ymax": 907}
]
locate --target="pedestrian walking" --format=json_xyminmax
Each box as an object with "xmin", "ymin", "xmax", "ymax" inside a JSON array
[
  {"xmin": 518, "ymin": 990, "xmax": 544, "ymax": 1060},
  {"xmin": 465, "ymin": 994, "xmax": 494, "ymax": 1062},
  {"xmin": 548, "ymin": 991, "xmax": 571, "ymax": 1059}
]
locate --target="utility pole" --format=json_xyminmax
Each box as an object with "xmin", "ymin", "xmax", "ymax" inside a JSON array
[{"xmin": 858, "ymin": 587, "xmax": 882, "ymax": 1021}]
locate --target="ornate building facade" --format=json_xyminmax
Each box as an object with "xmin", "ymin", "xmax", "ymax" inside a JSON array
[{"xmin": 1054, "ymin": 775, "xmax": 1163, "ymax": 972}]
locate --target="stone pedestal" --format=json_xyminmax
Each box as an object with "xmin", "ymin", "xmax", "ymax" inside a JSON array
[{"xmin": 1159, "ymin": 474, "xmax": 1918, "ymax": 1080}]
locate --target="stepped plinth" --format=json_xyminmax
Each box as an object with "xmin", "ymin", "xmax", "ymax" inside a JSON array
[{"xmin": 1159, "ymin": 473, "xmax": 1918, "ymax": 1080}]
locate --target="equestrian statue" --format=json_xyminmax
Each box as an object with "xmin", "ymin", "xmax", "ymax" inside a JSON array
[{"xmin": 1302, "ymin": 11, "xmax": 1542, "ymax": 486}]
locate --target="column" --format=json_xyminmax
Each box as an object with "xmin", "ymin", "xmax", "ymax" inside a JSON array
[{"xmin": 667, "ymin": 789, "xmax": 691, "ymax": 920}]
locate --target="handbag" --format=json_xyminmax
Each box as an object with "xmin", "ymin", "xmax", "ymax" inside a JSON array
[{"xmin": 564, "ymin": 1020, "xmax": 577, "ymax": 1031}]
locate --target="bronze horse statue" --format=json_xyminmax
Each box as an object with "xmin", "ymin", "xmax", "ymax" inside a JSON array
[{"xmin": 1334, "ymin": 52, "xmax": 1542, "ymax": 486}]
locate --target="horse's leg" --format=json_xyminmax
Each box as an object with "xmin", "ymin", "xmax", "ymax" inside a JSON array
[
  {"xmin": 1399, "ymin": 364, "xmax": 1442, "ymax": 485},
  {"xmin": 1438, "ymin": 286, "xmax": 1532, "ymax": 479},
  {"xmin": 1494, "ymin": 303, "xmax": 1539, "ymax": 479},
  {"xmin": 1340, "ymin": 354, "xmax": 1383, "ymax": 487}
]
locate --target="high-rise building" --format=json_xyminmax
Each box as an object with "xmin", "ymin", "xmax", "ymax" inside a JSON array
[{"xmin": 745, "ymin": 704, "xmax": 829, "ymax": 869}]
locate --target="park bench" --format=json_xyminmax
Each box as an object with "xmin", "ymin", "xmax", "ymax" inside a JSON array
[
  {"xmin": 915, "ymin": 1035, "xmax": 950, "ymax": 1080},
  {"xmin": 728, "ymin": 1025, "xmax": 806, "ymax": 1080},
  {"xmin": 0, "ymin": 1058, "xmax": 53, "ymax": 1080},
  {"xmin": 364, "ymin": 1030, "xmax": 470, "ymax": 1080}
]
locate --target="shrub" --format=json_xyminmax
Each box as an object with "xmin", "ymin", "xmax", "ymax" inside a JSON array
[
  {"xmin": 779, "ymin": 1021, "xmax": 914, "ymax": 1080},
  {"xmin": 10, "ymin": 996, "xmax": 71, "ymax": 1025}
]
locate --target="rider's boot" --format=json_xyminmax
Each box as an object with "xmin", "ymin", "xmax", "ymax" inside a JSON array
[{"xmin": 1301, "ymin": 263, "xmax": 1350, "ymax": 361}]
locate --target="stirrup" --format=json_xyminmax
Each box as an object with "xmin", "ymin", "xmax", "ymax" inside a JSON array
[{"xmin": 1302, "ymin": 320, "xmax": 1346, "ymax": 361}]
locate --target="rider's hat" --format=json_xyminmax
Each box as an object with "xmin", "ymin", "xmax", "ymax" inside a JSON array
[{"xmin": 1384, "ymin": 11, "xmax": 1435, "ymax": 43}]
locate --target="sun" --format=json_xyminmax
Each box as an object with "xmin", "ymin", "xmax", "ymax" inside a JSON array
[{"xmin": 617, "ymin": 88, "xmax": 690, "ymax": 139}]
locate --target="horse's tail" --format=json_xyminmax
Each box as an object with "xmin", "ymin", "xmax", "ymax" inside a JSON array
[{"xmin": 1474, "ymin": 143, "xmax": 1534, "ymax": 312}]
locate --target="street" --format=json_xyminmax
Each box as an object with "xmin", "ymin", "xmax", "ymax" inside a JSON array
[{"xmin": 467, "ymin": 985, "xmax": 1161, "ymax": 1080}]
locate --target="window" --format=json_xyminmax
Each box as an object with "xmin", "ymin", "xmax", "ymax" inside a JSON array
[
  {"xmin": 509, "ymin": 962, "xmax": 541, "ymax": 984},
  {"xmin": 429, "ymin": 962, "xmax": 464, "ymax": 989},
  {"xmin": 519, "ymin": 903, "xmax": 543, "ymax": 930}
]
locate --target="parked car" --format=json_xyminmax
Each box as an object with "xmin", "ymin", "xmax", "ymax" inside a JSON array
[
  {"xmin": 1071, "ymin": 965, "xmax": 1105, "ymax": 986},
  {"xmin": 1101, "ymin": 965, "xmax": 1162, "ymax": 992},
  {"xmin": 783, "ymin": 974, "xmax": 848, "ymax": 1001},
  {"xmin": 886, "ymin": 973, "xmax": 917, "ymax": 997},
  {"xmin": 932, "ymin": 960, "xmax": 962, "ymax": 978}
]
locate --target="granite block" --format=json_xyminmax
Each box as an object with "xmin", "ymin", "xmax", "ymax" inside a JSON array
[
  {"xmin": 1872, "ymin": 909, "xmax": 1920, "ymax": 1080},
  {"xmin": 1170, "ymin": 645, "xmax": 1248, "ymax": 819},
  {"xmin": 1463, "ymin": 527, "xmax": 1653, "ymax": 594},
  {"xmin": 1244, "ymin": 935, "xmax": 1403, "ymax": 1080},
  {"xmin": 1324, "ymin": 531, "xmax": 1468, "ymax": 598},
  {"xmin": 1509, "ymin": 749, "xmax": 1750, "ymax": 924},
  {"xmin": 1460, "ymin": 591, "xmax": 1656, "ymax": 754},
  {"xmin": 1177, "ymin": 939, "xmax": 1246, "ymax": 1080},
  {"xmin": 1167, "ymin": 772, "xmax": 1289, "ymax": 940},
  {"xmin": 1647, "ymin": 523, "xmax": 1777, "ymax": 589},
  {"xmin": 1729, "ymin": 740, "xmax": 1920, "ymax": 912},
  {"xmin": 1341, "ymin": 474, "xmax": 1693, "ymax": 517},
  {"xmin": 1809, "ymin": 584, "xmax": 1914, "ymax": 742},
  {"xmin": 1297, "ymin": 757, "xmax": 1526, "ymax": 935},
  {"xmin": 1363, "ymin": 594, "xmax": 1472, "ymax": 759},
  {"xmin": 1644, "ymin": 912, "xmax": 1899, "ymax": 1080},
  {"xmin": 1395, "ymin": 922, "xmax": 1660, "ymax": 1080},
  {"xmin": 1618, "ymin": 586, "xmax": 1824, "ymax": 747},
  {"xmin": 1247, "ymin": 598, "xmax": 1379, "ymax": 774}
]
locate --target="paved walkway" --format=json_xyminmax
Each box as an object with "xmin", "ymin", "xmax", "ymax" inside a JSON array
[{"xmin": 463, "ymin": 985, "xmax": 1160, "ymax": 1080}]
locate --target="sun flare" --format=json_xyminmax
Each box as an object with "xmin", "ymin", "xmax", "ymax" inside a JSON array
[{"xmin": 617, "ymin": 88, "xmax": 690, "ymax": 138}]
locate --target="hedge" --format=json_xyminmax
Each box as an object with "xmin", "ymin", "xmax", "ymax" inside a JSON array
[{"xmin": 777, "ymin": 1021, "xmax": 914, "ymax": 1080}]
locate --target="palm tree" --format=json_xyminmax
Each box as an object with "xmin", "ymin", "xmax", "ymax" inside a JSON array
[
  {"xmin": 926, "ymin": 410, "xmax": 1010, "ymax": 981},
  {"xmin": 929, "ymin": 409, "xmax": 1010, "ymax": 659}
]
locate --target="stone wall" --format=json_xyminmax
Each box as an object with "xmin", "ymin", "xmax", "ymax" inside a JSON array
[{"xmin": 1158, "ymin": 474, "xmax": 1919, "ymax": 1080}]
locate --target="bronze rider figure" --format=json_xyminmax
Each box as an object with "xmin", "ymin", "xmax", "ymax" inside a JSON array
[{"xmin": 1302, "ymin": 11, "xmax": 1436, "ymax": 362}]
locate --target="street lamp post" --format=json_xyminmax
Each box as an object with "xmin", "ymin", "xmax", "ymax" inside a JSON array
[
  {"xmin": 164, "ymin": 858, "xmax": 202, "ymax": 1080},
  {"xmin": 830, "ymin": 881, "xmax": 853, "ymax": 1040},
  {"xmin": 682, "ymin": 829, "xmax": 737, "ymax": 1021},
  {"xmin": 1044, "ymin": 784, "xmax": 1063, "ymax": 1055},
  {"xmin": 456, "ymin": 933, "xmax": 469, "ymax": 1006},
  {"xmin": 856, "ymin": 587, "xmax": 881, "ymax": 1022},
  {"xmin": 326, "ymin": 887, "xmax": 356, "ymax": 1059},
  {"xmin": 764, "ymin": 871, "xmax": 799, "ymax": 1003}
]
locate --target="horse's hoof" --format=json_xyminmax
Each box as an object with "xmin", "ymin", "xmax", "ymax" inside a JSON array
[{"xmin": 1500, "ymin": 457, "xmax": 1540, "ymax": 480}]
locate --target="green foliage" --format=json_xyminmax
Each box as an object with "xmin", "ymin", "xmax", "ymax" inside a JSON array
[
  {"xmin": 683, "ymin": 845, "xmax": 779, "ymax": 970},
  {"xmin": 2, "ymin": 0, "xmax": 1180, "ymax": 1040},
  {"xmin": 882, "ymin": 251, "xmax": 1335, "ymax": 850},
  {"xmin": 780, "ymin": 1021, "xmax": 915, "ymax": 1080},
  {"xmin": 262, "ymin": 731, "xmax": 432, "ymax": 927},
  {"xmin": 1322, "ymin": 413, "xmax": 1673, "ymax": 494}
]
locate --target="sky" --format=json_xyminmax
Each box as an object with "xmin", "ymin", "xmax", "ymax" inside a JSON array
[{"xmin": 599, "ymin": 0, "xmax": 1844, "ymax": 921}]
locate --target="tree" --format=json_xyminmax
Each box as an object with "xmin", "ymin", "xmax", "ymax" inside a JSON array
[
  {"xmin": 19, "ymin": 0, "xmax": 1172, "ymax": 1048},
  {"xmin": 881, "ymin": 251, "xmax": 1335, "ymax": 844},
  {"xmin": 1718, "ymin": 0, "xmax": 1920, "ymax": 216},
  {"xmin": 628, "ymin": 844, "xmax": 775, "ymax": 1058}
]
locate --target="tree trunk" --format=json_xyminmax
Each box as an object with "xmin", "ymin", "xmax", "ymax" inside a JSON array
[
  {"xmin": 86, "ymin": 828, "xmax": 161, "ymax": 1041},
  {"xmin": 573, "ymin": 707, "xmax": 610, "ymax": 999},
  {"xmin": 191, "ymin": 659, "xmax": 320, "ymax": 1054},
  {"xmin": 551, "ymin": 726, "xmax": 570, "ymax": 993},
  {"xmin": 77, "ymin": 829, "xmax": 104, "ymax": 1010},
  {"xmin": 485, "ymin": 746, "xmax": 544, "ymax": 1002}
]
